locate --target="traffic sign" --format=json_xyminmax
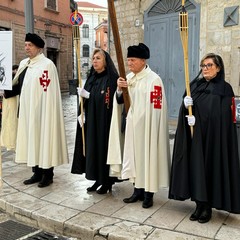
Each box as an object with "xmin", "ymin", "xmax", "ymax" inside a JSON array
[{"xmin": 70, "ymin": 12, "xmax": 84, "ymax": 26}]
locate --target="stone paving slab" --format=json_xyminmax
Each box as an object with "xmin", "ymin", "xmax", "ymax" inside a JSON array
[{"xmin": 0, "ymin": 94, "xmax": 239, "ymax": 240}]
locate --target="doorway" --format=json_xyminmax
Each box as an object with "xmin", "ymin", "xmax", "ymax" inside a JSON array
[
  {"xmin": 144, "ymin": 0, "xmax": 200, "ymax": 119},
  {"xmin": 47, "ymin": 49, "xmax": 58, "ymax": 66}
]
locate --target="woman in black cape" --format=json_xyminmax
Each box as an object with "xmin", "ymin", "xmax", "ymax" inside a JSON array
[
  {"xmin": 169, "ymin": 53, "xmax": 240, "ymax": 223},
  {"xmin": 71, "ymin": 48, "xmax": 119, "ymax": 194}
]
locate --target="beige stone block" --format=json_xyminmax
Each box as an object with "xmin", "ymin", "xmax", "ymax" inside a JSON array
[
  {"xmin": 0, "ymin": 183, "xmax": 18, "ymax": 198},
  {"xmin": 32, "ymin": 204, "xmax": 79, "ymax": 235},
  {"xmin": 0, "ymin": 212, "xmax": 9, "ymax": 223},
  {"xmin": 1, "ymin": 192, "xmax": 47, "ymax": 216},
  {"xmin": 87, "ymin": 195, "xmax": 126, "ymax": 216},
  {"xmin": 14, "ymin": 212, "xmax": 38, "ymax": 229},
  {"xmin": 94, "ymin": 236, "xmax": 106, "ymax": 240},
  {"xmin": 3, "ymin": 167, "xmax": 31, "ymax": 185},
  {"xmin": 208, "ymin": 1, "xmax": 224, "ymax": 9},
  {"xmin": 176, "ymin": 210, "xmax": 228, "ymax": 238},
  {"xmin": 209, "ymin": 32, "xmax": 224, "ymax": 46},
  {"xmin": 163, "ymin": 199, "xmax": 194, "ymax": 212},
  {"xmin": 223, "ymin": 31, "xmax": 232, "ymax": 45},
  {"xmin": 224, "ymin": 213, "xmax": 240, "ymax": 227},
  {"xmin": 60, "ymin": 190, "xmax": 106, "ymax": 211},
  {"xmin": 64, "ymin": 212, "xmax": 121, "ymax": 239},
  {"xmin": 0, "ymin": 198, "xmax": 6, "ymax": 211},
  {"xmin": 232, "ymin": 30, "xmax": 240, "ymax": 39},
  {"xmin": 1, "ymin": 152, "xmax": 17, "ymax": 167},
  {"xmin": 148, "ymin": 228, "xmax": 209, "ymax": 240},
  {"xmin": 23, "ymin": 185, "xmax": 56, "ymax": 199},
  {"xmin": 112, "ymin": 202, "xmax": 159, "ymax": 223},
  {"xmin": 216, "ymin": 225, "xmax": 240, "ymax": 240},
  {"xmin": 208, "ymin": 10, "xmax": 223, "ymax": 23},
  {"xmin": 100, "ymin": 221, "xmax": 153, "ymax": 240},
  {"xmin": 145, "ymin": 208, "xmax": 189, "ymax": 230},
  {"xmin": 41, "ymin": 190, "xmax": 79, "ymax": 204},
  {"xmin": 53, "ymin": 174, "xmax": 89, "ymax": 192},
  {"xmin": 222, "ymin": 45, "xmax": 231, "ymax": 52}
]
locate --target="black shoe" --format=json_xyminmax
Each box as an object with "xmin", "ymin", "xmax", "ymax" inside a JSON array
[
  {"xmin": 198, "ymin": 208, "xmax": 212, "ymax": 223},
  {"xmin": 96, "ymin": 184, "xmax": 112, "ymax": 194},
  {"xmin": 142, "ymin": 192, "xmax": 154, "ymax": 208},
  {"xmin": 87, "ymin": 182, "xmax": 101, "ymax": 192},
  {"xmin": 23, "ymin": 174, "xmax": 42, "ymax": 185},
  {"xmin": 142, "ymin": 198, "xmax": 153, "ymax": 208},
  {"xmin": 123, "ymin": 187, "xmax": 144, "ymax": 203},
  {"xmin": 123, "ymin": 194, "xmax": 144, "ymax": 203},
  {"xmin": 38, "ymin": 176, "xmax": 53, "ymax": 188},
  {"xmin": 189, "ymin": 203, "xmax": 203, "ymax": 221}
]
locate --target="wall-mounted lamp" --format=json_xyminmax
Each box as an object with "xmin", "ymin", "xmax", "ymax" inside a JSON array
[{"xmin": 44, "ymin": 21, "xmax": 52, "ymax": 32}]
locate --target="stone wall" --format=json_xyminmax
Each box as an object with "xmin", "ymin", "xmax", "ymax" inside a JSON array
[
  {"xmin": 109, "ymin": 0, "xmax": 145, "ymax": 75},
  {"xmin": 197, "ymin": 0, "xmax": 240, "ymax": 95},
  {"xmin": 111, "ymin": 0, "xmax": 240, "ymax": 95}
]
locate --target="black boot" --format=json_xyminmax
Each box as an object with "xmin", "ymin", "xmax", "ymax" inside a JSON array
[
  {"xmin": 198, "ymin": 203, "xmax": 212, "ymax": 224},
  {"xmin": 87, "ymin": 181, "xmax": 101, "ymax": 192},
  {"xmin": 123, "ymin": 188, "xmax": 144, "ymax": 203},
  {"xmin": 189, "ymin": 201, "xmax": 203, "ymax": 221},
  {"xmin": 23, "ymin": 166, "xmax": 42, "ymax": 185},
  {"xmin": 38, "ymin": 167, "xmax": 54, "ymax": 188},
  {"xmin": 96, "ymin": 177, "xmax": 115, "ymax": 194},
  {"xmin": 142, "ymin": 192, "xmax": 154, "ymax": 208},
  {"xmin": 96, "ymin": 184, "xmax": 112, "ymax": 194}
]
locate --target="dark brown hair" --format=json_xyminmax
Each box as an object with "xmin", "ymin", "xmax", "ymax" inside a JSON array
[{"xmin": 200, "ymin": 53, "xmax": 225, "ymax": 79}]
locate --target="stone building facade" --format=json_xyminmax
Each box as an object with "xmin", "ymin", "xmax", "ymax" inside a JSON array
[
  {"xmin": 0, "ymin": 0, "xmax": 74, "ymax": 91},
  {"xmin": 76, "ymin": 2, "xmax": 107, "ymax": 79},
  {"xmin": 110, "ymin": 0, "xmax": 240, "ymax": 106},
  {"xmin": 95, "ymin": 19, "xmax": 108, "ymax": 51}
]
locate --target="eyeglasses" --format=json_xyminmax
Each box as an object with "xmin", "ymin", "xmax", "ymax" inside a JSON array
[{"xmin": 200, "ymin": 63, "xmax": 214, "ymax": 70}]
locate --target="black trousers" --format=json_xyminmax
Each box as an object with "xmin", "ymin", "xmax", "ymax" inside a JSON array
[
  {"xmin": 32, "ymin": 166, "xmax": 54, "ymax": 179},
  {"xmin": 134, "ymin": 187, "xmax": 154, "ymax": 199}
]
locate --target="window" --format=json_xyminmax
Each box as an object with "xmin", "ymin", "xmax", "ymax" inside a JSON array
[
  {"xmin": 82, "ymin": 24, "xmax": 89, "ymax": 38},
  {"xmin": 82, "ymin": 45, "xmax": 89, "ymax": 57},
  {"xmin": 47, "ymin": 0, "xmax": 57, "ymax": 11}
]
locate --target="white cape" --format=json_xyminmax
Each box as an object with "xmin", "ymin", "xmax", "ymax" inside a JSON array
[
  {"xmin": 12, "ymin": 54, "xmax": 68, "ymax": 168},
  {"xmin": 107, "ymin": 65, "xmax": 170, "ymax": 192}
]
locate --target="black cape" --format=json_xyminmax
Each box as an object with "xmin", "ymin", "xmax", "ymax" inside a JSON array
[
  {"xmin": 169, "ymin": 74, "xmax": 240, "ymax": 213},
  {"xmin": 71, "ymin": 51, "xmax": 119, "ymax": 185}
]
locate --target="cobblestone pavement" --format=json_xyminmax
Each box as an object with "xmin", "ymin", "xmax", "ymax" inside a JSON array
[{"xmin": 0, "ymin": 93, "xmax": 239, "ymax": 240}]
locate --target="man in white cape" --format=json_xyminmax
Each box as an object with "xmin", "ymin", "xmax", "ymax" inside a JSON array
[
  {"xmin": 107, "ymin": 43, "xmax": 170, "ymax": 208},
  {"xmin": 4, "ymin": 33, "xmax": 68, "ymax": 187}
]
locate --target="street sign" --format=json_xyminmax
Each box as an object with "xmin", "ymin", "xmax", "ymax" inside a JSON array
[{"xmin": 70, "ymin": 12, "xmax": 83, "ymax": 26}]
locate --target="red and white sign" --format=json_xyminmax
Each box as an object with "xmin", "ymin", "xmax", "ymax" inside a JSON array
[{"xmin": 70, "ymin": 12, "xmax": 84, "ymax": 26}]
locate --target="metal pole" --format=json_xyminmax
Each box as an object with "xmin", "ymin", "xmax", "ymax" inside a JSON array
[{"xmin": 24, "ymin": 0, "xmax": 34, "ymax": 33}]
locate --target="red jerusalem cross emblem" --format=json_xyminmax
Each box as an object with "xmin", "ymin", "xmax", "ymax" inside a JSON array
[
  {"xmin": 150, "ymin": 86, "xmax": 162, "ymax": 109},
  {"xmin": 39, "ymin": 70, "xmax": 51, "ymax": 92}
]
